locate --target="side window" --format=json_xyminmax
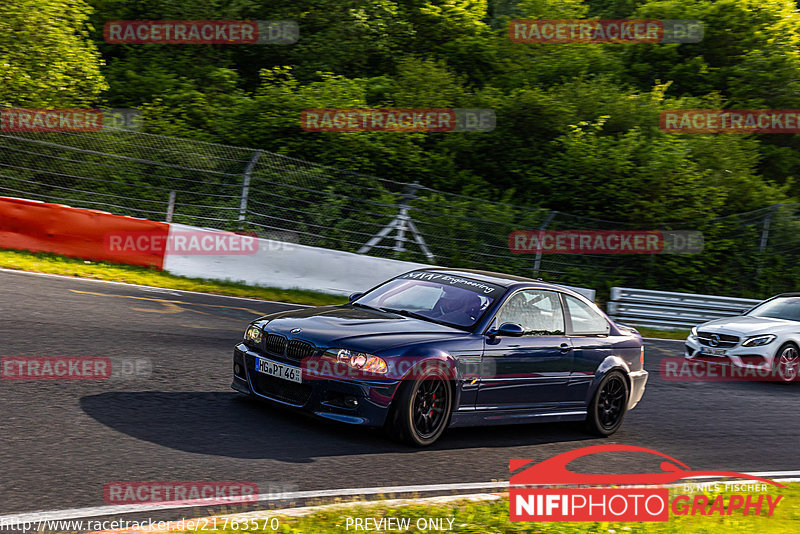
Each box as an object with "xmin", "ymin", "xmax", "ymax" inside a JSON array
[
  {"xmin": 495, "ymin": 290, "xmax": 565, "ymax": 336},
  {"xmin": 565, "ymin": 295, "xmax": 610, "ymax": 335}
]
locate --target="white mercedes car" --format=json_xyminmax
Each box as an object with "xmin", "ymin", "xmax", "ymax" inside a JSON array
[{"xmin": 684, "ymin": 293, "xmax": 800, "ymax": 382}]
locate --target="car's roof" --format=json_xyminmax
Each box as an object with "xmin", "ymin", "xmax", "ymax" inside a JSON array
[
  {"xmin": 417, "ymin": 268, "xmax": 560, "ymax": 289},
  {"xmin": 776, "ymin": 292, "xmax": 800, "ymax": 298}
]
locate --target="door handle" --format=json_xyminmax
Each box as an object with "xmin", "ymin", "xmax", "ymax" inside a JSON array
[{"xmin": 559, "ymin": 343, "xmax": 572, "ymax": 353}]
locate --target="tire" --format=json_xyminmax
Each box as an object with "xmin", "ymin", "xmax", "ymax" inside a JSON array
[
  {"xmin": 586, "ymin": 371, "xmax": 629, "ymax": 436},
  {"xmin": 773, "ymin": 343, "xmax": 800, "ymax": 383},
  {"xmin": 386, "ymin": 367, "xmax": 453, "ymax": 447}
]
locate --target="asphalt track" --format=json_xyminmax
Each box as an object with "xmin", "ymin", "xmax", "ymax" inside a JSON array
[{"xmin": 1, "ymin": 268, "xmax": 798, "ymax": 521}]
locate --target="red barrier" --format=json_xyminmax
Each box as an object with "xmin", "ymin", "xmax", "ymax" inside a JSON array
[{"xmin": 0, "ymin": 197, "xmax": 168, "ymax": 268}]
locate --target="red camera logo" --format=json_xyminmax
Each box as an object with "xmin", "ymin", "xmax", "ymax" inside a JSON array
[{"xmin": 510, "ymin": 445, "xmax": 784, "ymax": 522}]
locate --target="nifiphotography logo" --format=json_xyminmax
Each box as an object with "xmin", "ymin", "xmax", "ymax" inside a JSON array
[{"xmin": 510, "ymin": 445, "xmax": 785, "ymax": 522}]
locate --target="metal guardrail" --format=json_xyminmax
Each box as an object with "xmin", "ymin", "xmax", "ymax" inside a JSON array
[{"xmin": 607, "ymin": 287, "xmax": 762, "ymax": 330}]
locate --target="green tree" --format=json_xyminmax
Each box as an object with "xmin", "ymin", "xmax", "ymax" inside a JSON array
[{"xmin": 0, "ymin": 0, "xmax": 107, "ymax": 106}]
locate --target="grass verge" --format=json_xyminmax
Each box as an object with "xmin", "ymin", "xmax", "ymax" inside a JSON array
[
  {"xmin": 0, "ymin": 248, "xmax": 346, "ymax": 306},
  {"xmin": 636, "ymin": 327, "xmax": 691, "ymax": 340},
  {"xmin": 173, "ymin": 483, "xmax": 799, "ymax": 534}
]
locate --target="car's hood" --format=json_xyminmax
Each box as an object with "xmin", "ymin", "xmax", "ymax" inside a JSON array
[
  {"xmin": 257, "ymin": 305, "xmax": 467, "ymax": 353},
  {"xmin": 699, "ymin": 315, "xmax": 800, "ymax": 336}
]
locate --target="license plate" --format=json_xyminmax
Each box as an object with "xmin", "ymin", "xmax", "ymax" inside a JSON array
[
  {"xmin": 701, "ymin": 347, "xmax": 727, "ymax": 357},
  {"xmin": 254, "ymin": 357, "xmax": 302, "ymax": 383}
]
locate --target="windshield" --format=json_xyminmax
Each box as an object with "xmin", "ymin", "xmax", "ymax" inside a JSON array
[
  {"xmin": 746, "ymin": 296, "xmax": 800, "ymax": 321},
  {"xmin": 354, "ymin": 272, "xmax": 505, "ymax": 329}
]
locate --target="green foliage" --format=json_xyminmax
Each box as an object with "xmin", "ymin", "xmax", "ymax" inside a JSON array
[
  {"xmin": 0, "ymin": 0, "xmax": 108, "ymax": 106},
  {"xmin": 7, "ymin": 0, "xmax": 800, "ymax": 296}
]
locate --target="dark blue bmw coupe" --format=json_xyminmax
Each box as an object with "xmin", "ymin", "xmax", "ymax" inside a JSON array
[{"xmin": 232, "ymin": 268, "xmax": 648, "ymax": 446}]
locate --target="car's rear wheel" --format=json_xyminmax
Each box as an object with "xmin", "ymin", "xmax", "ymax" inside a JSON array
[
  {"xmin": 773, "ymin": 343, "xmax": 799, "ymax": 383},
  {"xmin": 387, "ymin": 368, "xmax": 452, "ymax": 446},
  {"xmin": 586, "ymin": 371, "xmax": 629, "ymax": 436}
]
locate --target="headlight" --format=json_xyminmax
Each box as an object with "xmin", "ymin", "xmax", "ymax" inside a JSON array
[
  {"xmin": 244, "ymin": 325, "xmax": 262, "ymax": 344},
  {"xmin": 691, "ymin": 327, "xmax": 698, "ymax": 337},
  {"xmin": 326, "ymin": 348, "xmax": 388, "ymax": 374},
  {"xmin": 741, "ymin": 334, "xmax": 776, "ymax": 347}
]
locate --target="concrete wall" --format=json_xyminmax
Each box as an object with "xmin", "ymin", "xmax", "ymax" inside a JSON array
[
  {"xmin": 163, "ymin": 224, "xmax": 596, "ymax": 300},
  {"xmin": 162, "ymin": 224, "xmax": 433, "ymax": 296},
  {"xmin": 0, "ymin": 196, "xmax": 596, "ymax": 300}
]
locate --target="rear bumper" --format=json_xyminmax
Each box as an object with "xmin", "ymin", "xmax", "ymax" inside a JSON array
[
  {"xmin": 627, "ymin": 369, "xmax": 648, "ymax": 410},
  {"xmin": 232, "ymin": 343, "xmax": 400, "ymax": 427}
]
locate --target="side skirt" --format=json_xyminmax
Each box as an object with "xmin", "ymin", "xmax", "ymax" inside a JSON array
[{"xmin": 448, "ymin": 408, "xmax": 587, "ymax": 428}]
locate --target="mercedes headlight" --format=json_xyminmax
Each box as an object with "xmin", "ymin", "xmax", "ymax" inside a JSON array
[
  {"xmin": 244, "ymin": 325, "xmax": 263, "ymax": 344},
  {"xmin": 741, "ymin": 334, "xmax": 776, "ymax": 347},
  {"xmin": 691, "ymin": 326, "xmax": 698, "ymax": 337},
  {"xmin": 325, "ymin": 348, "xmax": 388, "ymax": 374}
]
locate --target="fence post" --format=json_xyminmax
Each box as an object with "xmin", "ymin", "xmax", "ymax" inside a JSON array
[
  {"xmin": 759, "ymin": 205, "xmax": 778, "ymax": 253},
  {"xmin": 165, "ymin": 190, "xmax": 176, "ymax": 223},
  {"xmin": 238, "ymin": 150, "xmax": 263, "ymax": 230},
  {"xmin": 533, "ymin": 210, "xmax": 557, "ymax": 278},
  {"xmin": 756, "ymin": 204, "xmax": 780, "ymax": 292}
]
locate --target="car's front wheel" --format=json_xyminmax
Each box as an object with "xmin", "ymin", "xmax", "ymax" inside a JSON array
[
  {"xmin": 387, "ymin": 368, "xmax": 452, "ymax": 446},
  {"xmin": 586, "ymin": 371, "xmax": 629, "ymax": 436},
  {"xmin": 773, "ymin": 343, "xmax": 799, "ymax": 383}
]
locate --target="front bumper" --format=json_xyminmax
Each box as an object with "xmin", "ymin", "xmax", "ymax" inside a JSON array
[
  {"xmin": 628, "ymin": 369, "xmax": 648, "ymax": 410},
  {"xmin": 232, "ymin": 343, "xmax": 400, "ymax": 427},
  {"xmin": 684, "ymin": 335, "xmax": 774, "ymax": 371}
]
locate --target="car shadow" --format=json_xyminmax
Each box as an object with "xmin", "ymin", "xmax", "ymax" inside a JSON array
[{"xmin": 80, "ymin": 391, "xmax": 595, "ymax": 462}]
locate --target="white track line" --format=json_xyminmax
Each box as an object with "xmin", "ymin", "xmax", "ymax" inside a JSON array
[
  {"xmin": 0, "ymin": 267, "xmax": 312, "ymax": 306},
  {"xmin": 2, "ymin": 473, "xmax": 800, "ymax": 527}
]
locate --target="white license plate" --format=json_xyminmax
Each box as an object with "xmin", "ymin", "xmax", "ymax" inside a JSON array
[
  {"xmin": 701, "ymin": 347, "xmax": 727, "ymax": 356},
  {"xmin": 254, "ymin": 357, "xmax": 302, "ymax": 383}
]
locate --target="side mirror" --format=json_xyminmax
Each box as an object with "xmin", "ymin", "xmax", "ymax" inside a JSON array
[
  {"xmin": 348, "ymin": 292, "xmax": 364, "ymax": 303},
  {"xmin": 489, "ymin": 322, "xmax": 524, "ymax": 337}
]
